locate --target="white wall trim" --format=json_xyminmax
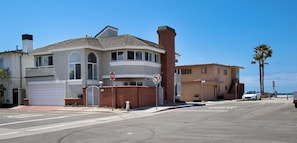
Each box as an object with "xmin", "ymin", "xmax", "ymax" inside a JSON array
[
  {"xmin": 66, "ymin": 79, "xmax": 83, "ymax": 85},
  {"xmin": 102, "ymin": 74, "xmax": 154, "ymax": 79},
  {"xmin": 110, "ymin": 61, "xmax": 161, "ymax": 68},
  {"xmin": 28, "ymin": 80, "xmax": 66, "ymax": 85}
]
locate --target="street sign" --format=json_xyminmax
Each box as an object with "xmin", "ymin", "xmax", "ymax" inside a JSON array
[
  {"xmin": 110, "ymin": 71, "xmax": 115, "ymax": 81},
  {"xmin": 152, "ymin": 73, "xmax": 161, "ymax": 84}
]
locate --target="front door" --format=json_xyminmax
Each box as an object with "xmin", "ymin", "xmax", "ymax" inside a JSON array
[{"xmin": 13, "ymin": 88, "xmax": 18, "ymax": 105}]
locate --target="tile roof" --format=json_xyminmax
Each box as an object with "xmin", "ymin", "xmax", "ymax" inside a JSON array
[{"xmin": 30, "ymin": 35, "xmax": 164, "ymax": 54}]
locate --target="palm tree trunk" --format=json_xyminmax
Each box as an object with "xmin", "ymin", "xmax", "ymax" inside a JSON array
[{"xmin": 260, "ymin": 60, "xmax": 264, "ymax": 96}]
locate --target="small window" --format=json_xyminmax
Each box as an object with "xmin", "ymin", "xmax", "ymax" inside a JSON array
[
  {"xmin": 118, "ymin": 51, "xmax": 124, "ymax": 60},
  {"xmin": 145, "ymin": 52, "xmax": 153, "ymax": 61},
  {"xmin": 35, "ymin": 56, "xmax": 53, "ymax": 67},
  {"xmin": 181, "ymin": 69, "xmax": 192, "ymax": 74},
  {"xmin": 201, "ymin": 67, "xmax": 207, "ymax": 74},
  {"xmin": 48, "ymin": 56, "xmax": 53, "ymax": 65},
  {"xmin": 111, "ymin": 52, "xmax": 117, "ymax": 61},
  {"xmin": 136, "ymin": 51, "xmax": 142, "ymax": 60},
  {"xmin": 136, "ymin": 82, "xmax": 143, "ymax": 86},
  {"xmin": 130, "ymin": 81, "xmax": 137, "ymax": 86},
  {"xmin": 154, "ymin": 53, "xmax": 160, "ymax": 63},
  {"xmin": 127, "ymin": 51, "xmax": 134, "ymax": 60},
  {"xmin": 111, "ymin": 51, "xmax": 124, "ymax": 61},
  {"xmin": 224, "ymin": 69, "xmax": 227, "ymax": 75},
  {"xmin": 35, "ymin": 57, "xmax": 42, "ymax": 67}
]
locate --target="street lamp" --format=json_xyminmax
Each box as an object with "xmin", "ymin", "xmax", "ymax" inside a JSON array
[{"xmin": 99, "ymin": 81, "xmax": 103, "ymax": 87}]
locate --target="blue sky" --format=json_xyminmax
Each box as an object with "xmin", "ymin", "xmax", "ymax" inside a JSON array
[{"xmin": 1, "ymin": 0, "xmax": 296, "ymax": 93}]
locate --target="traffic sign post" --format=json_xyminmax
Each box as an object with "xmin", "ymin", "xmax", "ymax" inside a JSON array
[
  {"xmin": 110, "ymin": 71, "xmax": 115, "ymax": 111},
  {"xmin": 153, "ymin": 74, "xmax": 161, "ymax": 110}
]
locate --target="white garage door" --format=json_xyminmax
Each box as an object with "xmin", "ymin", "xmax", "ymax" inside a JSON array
[{"xmin": 28, "ymin": 81, "xmax": 66, "ymax": 106}]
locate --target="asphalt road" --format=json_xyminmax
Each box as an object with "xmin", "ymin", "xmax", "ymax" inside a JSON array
[{"xmin": 0, "ymin": 98, "xmax": 296, "ymax": 143}]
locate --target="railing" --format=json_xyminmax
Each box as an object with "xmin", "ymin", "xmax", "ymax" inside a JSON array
[{"xmin": 25, "ymin": 66, "xmax": 55, "ymax": 77}]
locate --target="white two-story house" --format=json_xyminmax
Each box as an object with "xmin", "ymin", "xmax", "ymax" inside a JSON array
[{"xmin": 0, "ymin": 34, "xmax": 34, "ymax": 105}]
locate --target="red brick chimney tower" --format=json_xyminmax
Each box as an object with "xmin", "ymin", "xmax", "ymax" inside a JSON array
[{"xmin": 157, "ymin": 26, "xmax": 176, "ymax": 104}]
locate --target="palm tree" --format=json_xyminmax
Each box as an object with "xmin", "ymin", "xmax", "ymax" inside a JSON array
[
  {"xmin": 251, "ymin": 44, "xmax": 273, "ymax": 96},
  {"xmin": 0, "ymin": 68, "xmax": 9, "ymax": 79},
  {"xmin": 0, "ymin": 68, "xmax": 9, "ymax": 104}
]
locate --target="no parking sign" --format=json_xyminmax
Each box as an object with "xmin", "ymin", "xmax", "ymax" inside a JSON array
[{"xmin": 152, "ymin": 74, "xmax": 161, "ymax": 84}]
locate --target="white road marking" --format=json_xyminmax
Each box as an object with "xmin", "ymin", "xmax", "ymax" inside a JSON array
[
  {"xmin": 0, "ymin": 112, "xmax": 160, "ymax": 140},
  {"xmin": 177, "ymin": 109, "xmax": 228, "ymax": 112},
  {"xmin": 208, "ymin": 106, "xmax": 237, "ymax": 109},
  {"xmin": 0, "ymin": 114, "xmax": 87, "ymax": 126},
  {"xmin": 26, "ymin": 124, "xmax": 66, "ymax": 132},
  {"xmin": 0, "ymin": 131, "xmax": 19, "ymax": 136},
  {"xmin": 6, "ymin": 114, "xmax": 43, "ymax": 119}
]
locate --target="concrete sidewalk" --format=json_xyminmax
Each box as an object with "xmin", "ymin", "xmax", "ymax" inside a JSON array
[{"xmin": 10, "ymin": 103, "xmax": 203, "ymax": 113}]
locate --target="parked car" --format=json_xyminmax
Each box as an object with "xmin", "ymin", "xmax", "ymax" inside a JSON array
[{"xmin": 242, "ymin": 91, "xmax": 261, "ymax": 100}]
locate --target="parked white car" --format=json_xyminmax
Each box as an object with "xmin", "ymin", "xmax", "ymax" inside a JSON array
[{"xmin": 242, "ymin": 91, "xmax": 261, "ymax": 100}]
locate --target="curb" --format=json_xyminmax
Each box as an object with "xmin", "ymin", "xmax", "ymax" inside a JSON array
[{"xmin": 156, "ymin": 103, "xmax": 205, "ymax": 112}]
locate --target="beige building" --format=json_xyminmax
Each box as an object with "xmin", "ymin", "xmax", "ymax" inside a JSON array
[{"xmin": 176, "ymin": 63, "xmax": 244, "ymax": 101}]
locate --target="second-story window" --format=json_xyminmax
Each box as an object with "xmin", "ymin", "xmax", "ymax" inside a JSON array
[
  {"xmin": 127, "ymin": 51, "xmax": 134, "ymax": 60},
  {"xmin": 201, "ymin": 67, "xmax": 207, "ymax": 74},
  {"xmin": 111, "ymin": 51, "xmax": 124, "ymax": 61},
  {"xmin": 181, "ymin": 69, "xmax": 192, "ymax": 74},
  {"xmin": 135, "ymin": 51, "xmax": 142, "ymax": 60},
  {"xmin": 35, "ymin": 55, "xmax": 53, "ymax": 67},
  {"xmin": 68, "ymin": 52, "xmax": 81, "ymax": 80},
  {"xmin": 154, "ymin": 53, "xmax": 160, "ymax": 63},
  {"xmin": 145, "ymin": 52, "xmax": 153, "ymax": 62},
  {"xmin": 88, "ymin": 53, "xmax": 98, "ymax": 80},
  {"xmin": 224, "ymin": 69, "xmax": 228, "ymax": 75}
]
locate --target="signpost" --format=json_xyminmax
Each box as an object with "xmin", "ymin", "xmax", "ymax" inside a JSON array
[
  {"xmin": 272, "ymin": 80, "xmax": 275, "ymax": 99},
  {"xmin": 153, "ymin": 74, "xmax": 161, "ymax": 110},
  {"xmin": 110, "ymin": 71, "xmax": 115, "ymax": 111}
]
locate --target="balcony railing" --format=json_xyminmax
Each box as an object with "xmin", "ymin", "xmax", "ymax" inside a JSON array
[{"xmin": 26, "ymin": 66, "xmax": 55, "ymax": 77}]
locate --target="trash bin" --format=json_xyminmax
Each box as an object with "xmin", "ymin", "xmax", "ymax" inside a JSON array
[{"xmin": 125, "ymin": 101, "xmax": 130, "ymax": 111}]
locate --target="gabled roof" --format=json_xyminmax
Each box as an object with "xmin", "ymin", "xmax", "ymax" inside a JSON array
[
  {"xmin": 94, "ymin": 26, "xmax": 118, "ymax": 38},
  {"xmin": 30, "ymin": 37, "xmax": 102, "ymax": 54},
  {"xmin": 30, "ymin": 35, "xmax": 165, "ymax": 55}
]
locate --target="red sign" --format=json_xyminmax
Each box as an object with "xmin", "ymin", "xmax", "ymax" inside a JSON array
[{"xmin": 110, "ymin": 71, "xmax": 115, "ymax": 81}]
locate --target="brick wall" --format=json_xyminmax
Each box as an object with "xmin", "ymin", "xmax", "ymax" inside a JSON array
[{"xmin": 99, "ymin": 86, "xmax": 155, "ymax": 109}]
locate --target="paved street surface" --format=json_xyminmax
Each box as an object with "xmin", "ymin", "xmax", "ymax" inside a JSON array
[{"xmin": 0, "ymin": 97, "xmax": 296, "ymax": 143}]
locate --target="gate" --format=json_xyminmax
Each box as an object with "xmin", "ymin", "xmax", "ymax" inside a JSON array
[{"xmin": 86, "ymin": 86, "xmax": 99, "ymax": 106}]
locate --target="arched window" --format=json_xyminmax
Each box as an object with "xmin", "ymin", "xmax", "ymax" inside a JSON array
[
  {"xmin": 88, "ymin": 53, "xmax": 98, "ymax": 80},
  {"xmin": 68, "ymin": 52, "xmax": 81, "ymax": 80}
]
